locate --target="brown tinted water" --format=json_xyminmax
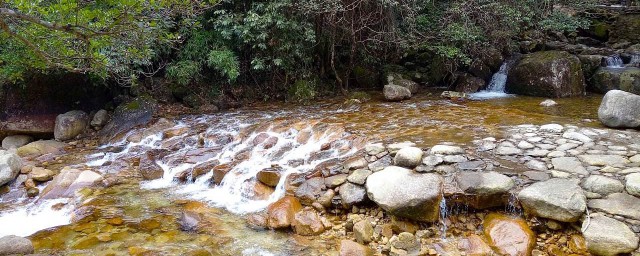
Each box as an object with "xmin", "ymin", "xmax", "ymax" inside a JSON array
[{"xmin": 21, "ymin": 92, "xmax": 605, "ymax": 255}]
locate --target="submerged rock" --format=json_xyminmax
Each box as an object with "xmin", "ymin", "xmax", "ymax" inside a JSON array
[
  {"xmin": 0, "ymin": 235, "xmax": 34, "ymax": 255},
  {"xmin": 39, "ymin": 169, "xmax": 101, "ymax": 199},
  {"xmin": 483, "ymin": 213, "xmax": 535, "ymax": 256},
  {"xmin": 507, "ymin": 51, "xmax": 585, "ymax": 98},
  {"xmin": 598, "ymin": 90, "xmax": 640, "ymax": 128},
  {"xmin": 582, "ymin": 215, "xmax": 639, "ymax": 256},
  {"xmin": 0, "ymin": 150, "xmax": 22, "ymax": 187},
  {"xmin": 518, "ymin": 178, "xmax": 586, "ymax": 222},
  {"xmin": 366, "ymin": 166, "xmax": 442, "ymax": 222},
  {"xmin": 54, "ymin": 110, "xmax": 89, "ymax": 141}
]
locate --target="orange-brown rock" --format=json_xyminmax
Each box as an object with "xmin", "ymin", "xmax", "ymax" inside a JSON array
[
  {"xmin": 162, "ymin": 127, "xmax": 189, "ymax": 139},
  {"xmin": 251, "ymin": 181, "xmax": 275, "ymax": 200},
  {"xmin": 267, "ymin": 196, "xmax": 302, "ymax": 229},
  {"xmin": 483, "ymin": 213, "xmax": 535, "ymax": 256},
  {"xmin": 339, "ymin": 240, "xmax": 373, "ymax": 256},
  {"xmin": 292, "ymin": 209, "xmax": 325, "ymax": 236},
  {"xmin": 175, "ymin": 160, "xmax": 219, "ymax": 182},
  {"xmin": 211, "ymin": 164, "xmax": 233, "ymax": 184},
  {"xmin": 257, "ymin": 166, "xmax": 282, "ymax": 187}
]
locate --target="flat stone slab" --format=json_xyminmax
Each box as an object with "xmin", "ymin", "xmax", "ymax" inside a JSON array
[
  {"xmin": 551, "ymin": 157, "xmax": 588, "ymax": 175},
  {"xmin": 588, "ymin": 193, "xmax": 640, "ymax": 220},
  {"xmin": 518, "ymin": 178, "xmax": 586, "ymax": 222},
  {"xmin": 578, "ymin": 155, "xmax": 630, "ymax": 167}
]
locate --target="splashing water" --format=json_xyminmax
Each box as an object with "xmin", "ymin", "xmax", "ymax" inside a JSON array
[
  {"xmin": 88, "ymin": 114, "xmax": 363, "ymax": 214},
  {"xmin": 469, "ymin": 59, "xmax": 516, "ymax": 100},
  {"xmin": 0, "ymin": 198, "xmax": 72, "ymax": 237},
  {"xmin": 605, "ymin": 54, "xmax": 624, "ymax": 68},
  {"xmin": 439, "ymin": 196, "xmax": 448, "ymax": 240},
  {"xmin": 505, "ymin": 192, "xmax": 523, "ymax": 216}
]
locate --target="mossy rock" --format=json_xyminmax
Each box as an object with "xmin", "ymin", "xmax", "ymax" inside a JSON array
[
  {"xmin": 506, "ymin": 51, "xmax": 585, "ymax": 98},
  {"xmin": 590, "ymin": 67, "xmax": 640, "ymax": 95},
  {"xmin": 610, "ymin": 14, "xmax": 640, "ymax": 44}
]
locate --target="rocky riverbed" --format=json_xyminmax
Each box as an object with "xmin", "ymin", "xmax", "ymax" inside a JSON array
[{"xmin": 0, "ymin": 93, "xmax": 639, "ymax": 255}]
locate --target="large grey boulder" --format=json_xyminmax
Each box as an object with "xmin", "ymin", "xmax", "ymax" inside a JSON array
[
  {"xmin": 0, "ymin": 150, "xmax": 22, "ymax": 187},
  {"xmin": 387, "ymin": 73, "xmax": 419, "ymax": 94},
  {"xmin": 99, "ymin": 97, "xmax": 157, "ymax": 143},
  {"xmin": 366, "ymin": 166, "xmax": 442, "ymax": 222},
  {"xmin": 598, "ymin": 90, "xmax": 640, "ymax": 128},
  {"xmin": 582, "ymin": 215, "xmax": 639, "ymax": 256},
  {"xmin": 517, "ymin": 178, "xmax": 586, "ymax": 222},
  {"xmin": 90, "ymin": 109, "xmax": 109, "ymax": 129},
  {"xmin": 1, "ymin": 135, "xmax": 33, "ymax": 150},
  {"xmin": 54, "ymin": 110, "xmax": 89, "ymax": 141},
  {"xmin": 383, "ymin": 84, "xmax": 412, "ymax": 102},
  {"xmin": 0, "ymin": 235, "xmax": 34, "ymax": 255}
]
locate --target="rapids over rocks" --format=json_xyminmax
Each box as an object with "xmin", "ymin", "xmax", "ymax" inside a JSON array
[{"xmin": 2, "ymin": 92, "xmax": 639, "ymax": 256}]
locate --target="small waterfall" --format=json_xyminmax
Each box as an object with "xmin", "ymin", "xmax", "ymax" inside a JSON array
[
  {"xmin": 605, "ymin": 54, "xmax": 624, "ymax": 68},
  {"xmin": 86, "ymin": 114, "xmax": 363, "ymax": 214},
  {"xmin": 439, "ymin": 195, "xmax": 448, "ymax": 240},
  {"xmin": 469, "ymin": 58, "xmax": 517, "ymax": 99},
  {"xmin": 505, "ymin": 192, "xmax": 523, "ymax": 216}
]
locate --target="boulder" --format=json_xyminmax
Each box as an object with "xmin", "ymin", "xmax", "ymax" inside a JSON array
[
  {"xmin": 339, "ymin": 240, "xmax": 373, "ymax": 256},
  {"xmin": 590, "ymin": 67, "xmax": 640, "ymax": 94},
  {"xmin": 16, "ymin": 140, "xmax": 66, "ymax": 158},
  {"xmin": 0, "ymin": 150, "xmax": 22, "ymax": 187},
  {"xmin": 366, "ymin": 166, "xmax": 442, "ymax": 222},
  {"xmin": 598, "ymin": 90, "xmax": 640, "ymax": 128},
  {"xmin": 507, "ymin": 51, "xmax": 585, "ymax": 97},
  {"xmin": 626, "ymin": 173, "xmax": 640, "ymax": 197},
  {"xmin": 266, "ymin": 196, "xmax": 302, "ymax": 229},
  {"xmin": 582, "ymin": 215, "xmax": 639, "ymax": 256},
  {"xmin": 54, "ymin": 110, "xmax": 89, "ymax": 141},
  {"xmin": 139, "ymin": 149, "xmax": 167, "ymax": 180},
  {"xmin": 588, "ymin": 193, "xmax": 640, "ymax": 220},
  {"xmin": 292, "ymin": 209, "xmax": 325, "ymax": 236},
  {"xmin": 387, "ymin": 73, "xmax": 419, "ymax": 94},
  {"xmin": 393, "ymin": 147, "xmax": 423, "ymax": 168},
  {"xmin": 340, "ymin": 182, "xmax": 368, "ymax": 208},
  {"xmin": 99, "ymin": 97, "xmax": 157, "ymax": 143},
  {"xmin": 0, "ymin": 235, "xmax": 34, "ymax": 255},
  {"xmin": 483, "ymin": 213, "xmax": 535, "ymax": 256},
  {"xmin": 256, "ymin": 167, "xmax": 281, "ymax": 187},
  {"xmin": 383, "ymin": 84, "xmax": 412, "ymax": 102},
  {"xmin": 455, "ymin": 171, "xmax": 515, "ymax": 209},
  {"xmin": 581, "ymin": 175, "xmax": 624, "ymax": 196},
  {"xmin": 90, "ymin": 109, "xmax": 109, "ymax": 129},
  {"xmin": 295, "ymin": 177, "xmax": 325, "ymax": 205},
  {"xmin": 1, "ymin": 135, "xmax": 33, "ymax": 150},
  {"xmin": 517, "ymin": 179, "xmax": 586, "ymax": 222},
  {"xmin": 454, "ymin": 74, "xmax": 485, "ymax": 93}
]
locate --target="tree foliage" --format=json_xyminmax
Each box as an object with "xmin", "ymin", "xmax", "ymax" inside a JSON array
[{"xmin": 0, "ymin": 0, "xmax": 214, "ymax": 85}]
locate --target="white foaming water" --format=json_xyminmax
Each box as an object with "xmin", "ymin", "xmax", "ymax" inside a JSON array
[
  {"xmin": 89, "ymin": 114, "xmax": 360, "ymax": 215},
  {"xmin": 605, "ymin": 54, "xmax": 624, "ymax": 68},
  {"xmin": 0, "ymin": 198, "xmax": 72, "ymax": 237},
  {"xmin": 469, "ymin": 60, "xmax": 515, "ymax": 100}
]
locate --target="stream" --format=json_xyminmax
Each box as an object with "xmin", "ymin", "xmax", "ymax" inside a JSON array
[{"xmin": 0, "ymin": 92, "xmax": 605, "ymax": 255}]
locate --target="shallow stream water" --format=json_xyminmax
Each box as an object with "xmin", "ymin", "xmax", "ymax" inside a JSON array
[{"xmin": 0, "ymin": 92, "xmax": 605, "ymax": 255}]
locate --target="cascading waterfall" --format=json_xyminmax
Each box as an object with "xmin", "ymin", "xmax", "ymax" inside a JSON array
[
  {"xmin": 469, "ymin": 58, "xmax": 517, "ymax": 100},
  {"xmin": 605, "ymin": 54, "xmax": 624, "ymax": 68},
  {"xmin": 86, "ymin": 114, "xmax": 362, "ymax": 214},
  {"xmin": 439, "ymin": 195, "xmax": 448, "ymax": 240}
]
